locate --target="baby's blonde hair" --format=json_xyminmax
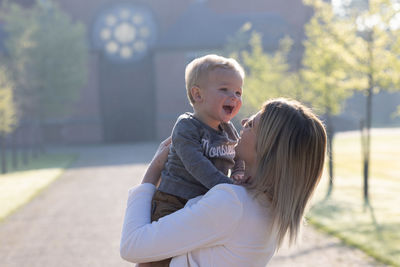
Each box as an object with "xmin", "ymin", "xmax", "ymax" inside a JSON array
[
  {"xmin": 247, "ymin": 98, "xmax": 327, "ymax": 248},
  {"xmin": 184, "ymin": 54, "xmax": 245, "ymax": 105}
]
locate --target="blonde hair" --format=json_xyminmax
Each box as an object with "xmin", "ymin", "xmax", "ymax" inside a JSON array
[
  {"xmin": 184, "ymin": 54, "xmax": 245, "ymax": 105},
  {"xmin": 247, "ymin": 98, "xmax": 327, "ymax": 248}
]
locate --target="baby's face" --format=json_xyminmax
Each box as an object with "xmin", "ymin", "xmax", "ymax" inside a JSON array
[{"xmin": 198, "ymin": 68, "xmax": 243, "ymax": 128}]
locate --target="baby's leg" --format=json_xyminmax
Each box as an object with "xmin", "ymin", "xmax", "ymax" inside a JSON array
[{"xmin": 148, "ymin": 191, "xmax": 186, "ymax": 267}]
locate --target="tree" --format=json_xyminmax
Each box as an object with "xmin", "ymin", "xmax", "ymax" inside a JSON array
[
  {"xmin": 0, "ymin": 2, "xmax": 32, "ymax": 165},
  {"xmin": 224, "ymin": 24, "xmax": 298, "ymax": 118},
  {"xmin": 304, "ymin": 0, "xmax": 400, "ymax": 205},
  {"xmin": 2, "ymin": 0, "xmax": 88, "ymax": 150},
  {"xmin": 340, "ymin": 0, "xmax": 400, "ymax": 206},
  {"xmin": 0, "ymin": 66, "xmax": 17, "ymax": 173},
  {"xmin": 242, "ymin": 34, "xmax": 295, "ymax": 113},
  {"xmin": 302, "ymin": 0, "xmax": 355, "ymax": 198}
]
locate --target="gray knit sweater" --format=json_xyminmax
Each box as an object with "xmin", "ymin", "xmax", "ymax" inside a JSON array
[{"xmin": 158, "ymin": 113, "xmax": 244, "ymax": 200}]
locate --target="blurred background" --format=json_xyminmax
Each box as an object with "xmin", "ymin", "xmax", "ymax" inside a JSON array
[
  {"xmin": 0, "ymin": 0, "xmax": 399, "ymax": 144},
  {"xmin": 0, "ymin": 0, "xmax": 399, "ymax": 266}
]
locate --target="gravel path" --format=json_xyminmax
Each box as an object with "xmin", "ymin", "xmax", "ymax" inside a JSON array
[{"xmin": 0, "ymin": 144, "xmax": 387, "ymax": 267}]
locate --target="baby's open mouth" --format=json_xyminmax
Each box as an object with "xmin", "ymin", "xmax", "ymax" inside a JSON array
[{"xmin": 223, "ymin": 105, "xmax": 234, "ymax": 114}]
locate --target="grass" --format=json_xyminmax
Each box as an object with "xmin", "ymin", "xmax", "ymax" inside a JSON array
[
  {"xmin": 0, "ymin": 152, "xmax": 77, "ymax": 222},
  {"xmin": 308, "ymin": 128, "xmax": 400, "ymax": 266}
]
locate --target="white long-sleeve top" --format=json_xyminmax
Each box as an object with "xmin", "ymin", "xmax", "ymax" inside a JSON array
[{"xmin": 120, "ymin": 183, "xmax": 277, "ymax": 267}]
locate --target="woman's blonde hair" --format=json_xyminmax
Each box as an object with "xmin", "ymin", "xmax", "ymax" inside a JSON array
[
  {"xmin": 247, "ymin": 98, "xmax": 327, "ymax": 248},
  {"xmin": 184, "ymin": 54, "xmax": 245, "ymax": 105}
]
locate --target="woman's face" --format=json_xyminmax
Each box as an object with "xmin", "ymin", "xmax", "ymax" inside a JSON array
[{"xmin": 235, "ymin": 111, "xmax": 261, "ymax": 167}]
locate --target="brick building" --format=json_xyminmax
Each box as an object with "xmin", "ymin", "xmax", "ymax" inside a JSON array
[{"xmin": 0, "ymin": 0, "xmax": 312, "ymax": 143}]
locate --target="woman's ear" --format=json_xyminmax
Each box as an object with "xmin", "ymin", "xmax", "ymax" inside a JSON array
[{"xmin": 191, "ymin": 86, "xmax": 203, "ymax": 103}]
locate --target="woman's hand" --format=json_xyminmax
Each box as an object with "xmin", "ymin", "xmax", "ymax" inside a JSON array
[
  {"xmin": 141, "ymin": 137, "xmax": 172, "ymax": 185},
  {"xmin": 151, "ymin": 136, "xmax": 172, "ymax": 172}
]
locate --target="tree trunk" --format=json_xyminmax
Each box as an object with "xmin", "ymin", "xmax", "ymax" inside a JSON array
[
  {"xmin": 11, "ymin": 129, "xmax": 18, "ymax": 170},
  {"xmin": 21, "ymin": 124, "xmax": 29, "ymax": 165},
  {"xmin": 362, "ymin": 83, "xmax": 372, "ymax": 206},
  {"xmin": 38, "ymin": 118, "xmax": 45, "ymax": 155},
  {"xmin": 325, "ymin": 113, "xmax": 335, "ymax": 199},
  {"xmin": 32, "ymin": 122, "xmax": 39, "ymax": 159},
  {"xmin": 0, "ymin": 133, "xmax": 7, "ymax": 174},
  {"xmin": 362, "ymin": 31, "xmax": 374, "ymax": 207}
]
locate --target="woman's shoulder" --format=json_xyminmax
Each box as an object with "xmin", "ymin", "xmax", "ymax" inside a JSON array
[
  {"xmin": 211, "ymin": 184, "xmax": 270, "ymax": 210},
  {"xmin": 186, "ymin": 184, "xmax": 250, "ymax": 212},
  {"xmin": 208, "ymin": 183, "xmax": 250, "ymax": 203},
  {"xmin": 212, "ymin": 183, "xmax": 247, "ymax": 192}
]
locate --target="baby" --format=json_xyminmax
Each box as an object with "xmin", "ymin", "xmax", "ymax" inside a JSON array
[{"xmin": 152, "ymin": 54, "xmax": 245, "ymax": 222}]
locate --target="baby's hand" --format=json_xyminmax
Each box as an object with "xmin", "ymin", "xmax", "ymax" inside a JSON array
[
  {"xmin": 232, "ymin": 172, "xmax": 252, "ymax": 185},
  {"xmin": 231, "ymin": 173, "xmax": 245, "ymax": 185}
]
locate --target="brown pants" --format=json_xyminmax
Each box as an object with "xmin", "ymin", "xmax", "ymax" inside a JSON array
[{"xmin": 149, "ymin": 190, "xmax": 188, "ymax": 267}]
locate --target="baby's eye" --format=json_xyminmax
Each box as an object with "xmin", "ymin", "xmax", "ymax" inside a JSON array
[
  {"xmin": 219, "ymin": 88, "xmax": 228, "ymax": 91},
  {"xmin": 235, "ymin": 91, "xmax": 242, "ymax": 97}
]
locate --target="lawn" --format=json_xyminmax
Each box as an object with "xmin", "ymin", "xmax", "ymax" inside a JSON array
[
  {"xmin": 308, "ymin": 128, "xmax": 400, "ymax": 266},
  {"xmin": 0, "ymin": 153, "xmax": 77, "ymax": 222}
]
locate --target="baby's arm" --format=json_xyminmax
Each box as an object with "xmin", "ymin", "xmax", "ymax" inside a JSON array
[
  {"xmin": 173, "ymin": 119, "xmax": 232, "ymax": 188},
  {"xmin": 224, "ymin": 121, "xmax": 245, "ymax": 183},
  {"xmin": 231, "ymin": 157, "xmax": 245, "ymax": 183}
]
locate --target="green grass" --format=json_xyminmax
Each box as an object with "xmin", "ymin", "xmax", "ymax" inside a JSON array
[
  {"xmin": 308, "ymin": 128, "xmax": 400, "ymax": 266},
  {"xmin": 0, "ymin": 153, "xmax": 77, "ymax": 222}
]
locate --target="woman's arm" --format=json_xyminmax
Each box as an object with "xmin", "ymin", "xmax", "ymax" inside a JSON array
[{"xmin": 120, "ymin": 183, "xmax": 243, "ymax": 263}]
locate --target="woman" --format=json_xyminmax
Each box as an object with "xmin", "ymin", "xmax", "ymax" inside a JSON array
[{"xmin": 120, "ymin": 98, "xmax": 327, "ymax": 266}]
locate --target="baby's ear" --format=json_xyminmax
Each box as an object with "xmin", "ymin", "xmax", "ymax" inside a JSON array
[{"xmin": 191, "ymin": 86, "xmax": 203, "ymax": 103}]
